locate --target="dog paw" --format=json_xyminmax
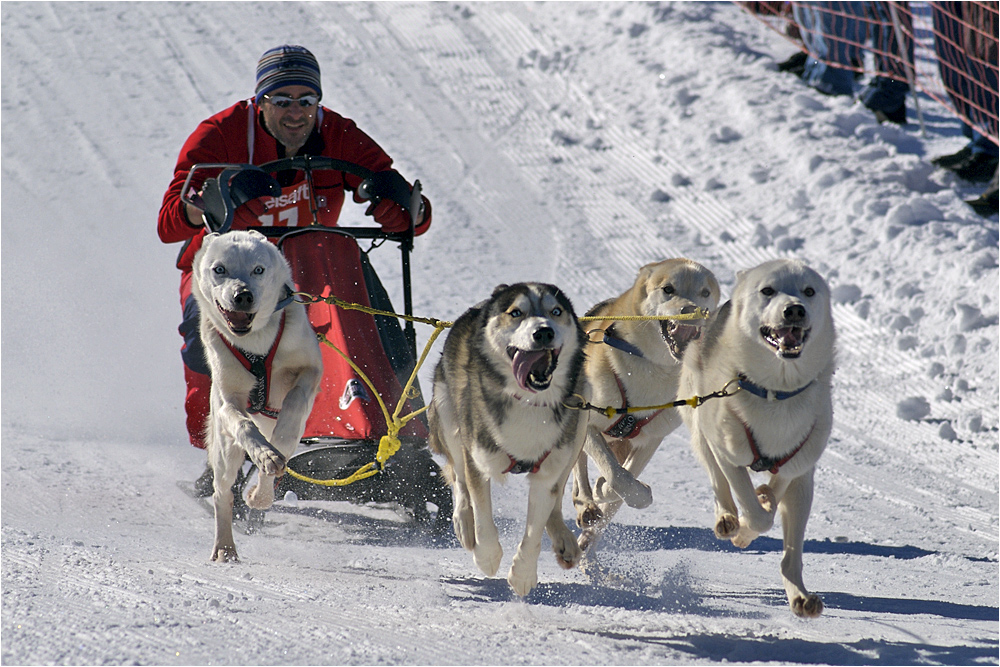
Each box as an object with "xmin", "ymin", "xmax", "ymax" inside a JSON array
[
  {"xmin": 452, "ymin": 505, "xmax": 476, "ymax": 552},
  {"xmin": 731, "ymin": 525, "xmax": 758, "ymax": 549},
  {"xmin": 576, "ymin": 503, "xmax": 604, "ymax": 528},
  {"xmin": 473, "ymin": 541, "xmax": 503, "ymax": 577},
  {"xmin": 247, "ymin": 442, "xmax": 286, "ymax": 477},
  {"xmin": 245, "ymin": 477, "xmax": 276, "ymax": 510},
  {"xmin": 791, "ymin": 594, "xmax": 824, "ymax": 618},
  {"xmin": 714, "ymin": 513, "xmax": 740, "ymax": 539},
  {"xmin": 507, "ymin": 562, "xmax": 538, "ymax": 597},
  {"xmin": 551, "ymin": 527, "xmax": 582, "ymax": 570},
  {"xmin": 621, "ymin": 480, "xmax": 653, "ymax": 509},
  {"xmin": 594, "ymin": 475, "xmax": 651, "ymax": 509},
  {"xmin": 756, "ymin": 484, "xmax": 776, "ymax": 513},
  {"xmin": 211, "ymin": 544, "xmax": 239, "ymax": 563}
]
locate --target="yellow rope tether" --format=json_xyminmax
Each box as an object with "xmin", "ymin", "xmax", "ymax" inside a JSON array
[
  {"xmin": 284, "ymin": 323, "xmax": 449, "ymax": 487},
  {"xmin": 564, "ymin": 377, "xmax": 742, "ymax": 418},
  {"xmin": 293, "ymin": 291, "xmax": 452, "ymax": 329},
  {"xmin": 283, "ymin": 292, "xmax": 713, "ymax": 487},
  {"xmin": 577, "ymin": 308, "xmax": 710, "ymax": 324}
]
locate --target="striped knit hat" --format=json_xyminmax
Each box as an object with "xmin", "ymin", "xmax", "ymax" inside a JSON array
[{"xmin": 254, "ymin": 45, "xmax": 322, "ymax": 103}]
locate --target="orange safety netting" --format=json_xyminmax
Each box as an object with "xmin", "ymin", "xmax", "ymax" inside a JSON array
[{"xmin": 738, "ymin": 1, "xmax": 998, "ymax": 146}]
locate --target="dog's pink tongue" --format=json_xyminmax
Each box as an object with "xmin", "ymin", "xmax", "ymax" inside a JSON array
[
  {"xmin": 225, "ymin": 310, "xmax": 253, "ymax": 331},
  {"xmin": 511, "ymin": 350, "xmax": 548, "ymax": 392},
  {"xmin": 672, "ymin": 323, "xmax": 700, "ymax": 344}
]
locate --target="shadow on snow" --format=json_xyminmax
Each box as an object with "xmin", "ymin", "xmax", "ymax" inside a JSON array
[
  {"xmin": 601, "ymin": 522, "xmax": 995, "ymax": 563},
  {"xmin": 571, "ymin": 627, "xmax": 998, "ymax": 666}
]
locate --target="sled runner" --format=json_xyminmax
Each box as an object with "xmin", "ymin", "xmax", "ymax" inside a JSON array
[{"xmin": 182, "ymin": 157, "xmax": 452, "ymax": 531}]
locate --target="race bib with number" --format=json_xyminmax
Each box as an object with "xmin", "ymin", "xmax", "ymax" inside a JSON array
[{"xmin": 256, "ymin": 180, "xmax": 329, "ymax": 226}]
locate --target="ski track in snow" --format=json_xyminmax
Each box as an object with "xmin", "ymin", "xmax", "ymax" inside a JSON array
[{"xmin": 2, "ymin": 2, "xmax": 997, "ymax": 665}]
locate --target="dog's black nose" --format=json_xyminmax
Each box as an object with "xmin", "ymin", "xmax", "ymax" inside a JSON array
[
  {"xmin": 533, "ymin": 326, "xmax": 555, "ymax": 345},
  {"xmin": 233, "ymin": 289, "xmax": 255, "ymax": 310},
  {"xmin": 784, "ymin": 304, "xmax": 806, "ymax": 322},
  {"xmin": 681, "ymin": 304, "xmax": 698, "ymax": 315}
]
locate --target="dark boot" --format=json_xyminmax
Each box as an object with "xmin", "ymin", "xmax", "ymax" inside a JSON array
[
  {"xmin": 874, "ymin": 103, "xmax": 906, "ymax": 125},
  {"xmin": 931, "ymin": 145, "xmax": 973, "ymax": 170},
  {"xmin": 777, "ymin": 51, "xmax": 807, "ymax": 76},
  {"xmin": 954, "ymin": 153, "xmax": 1000, "ymax": 183},
  {"xmin": 966, "ymin": 169, "xmax": 999, "ymax": 217},
  {"xmin": 194, "ymin": 464, "xmax": 214, "ymax": 497}
]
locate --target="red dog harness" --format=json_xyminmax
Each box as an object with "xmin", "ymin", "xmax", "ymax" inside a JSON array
[
  {"xmin": 504, "ymin": 450, "xmax": 550, "ymax": 475},
  {"xmin": 741, "ymin": 419, "xmax": 815, "ymax": 474},
  {"xmin": 218, "ymin": 312, "xmax": 285, "ymax": 419},
  {"xmin": 735, "ymin": 372, "xmax": 816, "ymax": 473},
  {"xmin": 603, "ymin": 374, "xmax": 664, "ymax": 440}
]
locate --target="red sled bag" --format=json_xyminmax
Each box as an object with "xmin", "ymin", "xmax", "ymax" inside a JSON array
[
  {"xmin": 279, "ymin": 228, "xmax": 427, "ymax": 441},
  {"xmin": 183, "ymin": 160, "xmax": 450, "ymax": 528}
]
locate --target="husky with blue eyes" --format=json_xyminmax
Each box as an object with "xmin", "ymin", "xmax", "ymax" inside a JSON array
[
  {"xmin": 428, "ymin": 282, "xmax": 589, "ymax": 597},
  {"xmin": 192, "ymin": 230, "xmax": 322, "ymax": 563},
  {"xmin": 679, "ymin": 258, "xmax": 836, "ymax": 617}
]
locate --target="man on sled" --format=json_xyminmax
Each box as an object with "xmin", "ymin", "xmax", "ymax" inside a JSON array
[{"xmin": 157, "ymin": 45, "xmax": 432, "ymax": 494}]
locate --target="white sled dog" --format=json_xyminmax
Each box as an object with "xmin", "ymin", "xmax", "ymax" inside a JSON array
[
  {"xmin": 572, "ymin": 259, "xmax": 719, "ymax": 553},
  {"xmin": 679, "ymin": 258, "xmax": 835, "ymax": 617},
  {"xmin": 192, "ymin": 230, "xmax": 322, "ymax": 563},
  {"xmin": 428, "ymin": 283, "xmax": 589, "ymax": 596}
]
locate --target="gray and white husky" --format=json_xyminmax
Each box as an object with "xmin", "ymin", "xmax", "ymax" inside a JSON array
[
  {"xmin": 192, "ymin": 230, "xmax": 322, "ymax": 563},
  {"xmin": 679, "ymin": 258, "xmax": 836, "ymax": 617},
  {"xmin": 428, "ymin": 283, "xmax": 589, "ymax": 596}
]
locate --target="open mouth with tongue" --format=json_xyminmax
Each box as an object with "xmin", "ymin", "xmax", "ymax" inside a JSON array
[
  {"xmin": 761, "ymin": 325, "xmax": 809, "ymax": 358},
  {"xmin": 507, "ymin": 347, "xmax": 560, "ymax": 392},
  {"xmin": 661, "ymin": 320, "xmax": 703, "ymax": 360},
  {"xmin": 216, "ymin": 301, "xmax": 255, "ymax": 336}
]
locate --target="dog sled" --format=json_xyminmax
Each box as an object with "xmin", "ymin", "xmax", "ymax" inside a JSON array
[{"xmin": 182, "ymin": 157, "xmax": 452, "ymax": 532}]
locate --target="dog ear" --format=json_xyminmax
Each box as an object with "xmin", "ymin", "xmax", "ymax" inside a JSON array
[
  {"xmin": 196, "ymin": 233, "xmax": 220, "ymax": 264},
  {"xmin": 247, "ymin": 229, "xmax": 267, "ymax": 241},
  {"xmin": 491, "ymin": 283, "xmax": 510, "ymax": 298},
  {"xmin": 636, "ymin": 262, "xmax": 656, "ymax": 283},
  {"xmin": 631, "ymin": 263, "xmax": 657, "ymax": 309}
]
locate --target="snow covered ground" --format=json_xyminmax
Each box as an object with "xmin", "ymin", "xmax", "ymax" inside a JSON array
[{"xmin": 2, "ymin": 2, "xmax": 997, "ymax": 664}]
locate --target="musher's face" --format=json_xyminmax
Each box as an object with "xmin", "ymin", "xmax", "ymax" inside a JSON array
[{"xmin": 260, "ymin": 85, "xmax": 319, "ymax": 156}]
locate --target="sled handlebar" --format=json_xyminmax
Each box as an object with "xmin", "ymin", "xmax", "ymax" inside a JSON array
[
  {"xmin": 252, "ymin": 225, "xmax": 408, "ymax": 243},
  {"xmin": 180, "ymin": 157, "xmax": 421, "ymax": 236}
]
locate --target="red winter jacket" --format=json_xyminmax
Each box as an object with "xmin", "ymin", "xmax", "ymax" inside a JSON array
[{"xmin": 158, "ymin": 100, "xmax": 431, "ymax": 272}]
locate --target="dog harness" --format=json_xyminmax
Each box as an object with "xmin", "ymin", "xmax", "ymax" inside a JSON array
[
  {"xmin": 598, "ymin": 324, "xmax": 645, "ymax": 358},
  {"xmin": 734, "ymin": 372, "xmax": 815, "ymax": 473},
  {"xmin": 603, "ymin": 374, "xmax": 664, "ymax": 440},
  {"xmin": 741, "ymin": 420, "xmax": 815, "ymax": 474},
  {"xmin": 504, "ymin": 450, "xmax": 550, "ymax": 475},
  {"xmin": 737, "ymin": 373, "xmax": 813, "ymax": 402},
  {"xmin": 218, "ymin": 312, "xmax": 286, "ymax": 419}
]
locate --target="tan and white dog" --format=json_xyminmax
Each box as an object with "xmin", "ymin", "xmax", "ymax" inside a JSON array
[
  {"xmin": 192, "ymin": 230, "xmax": 322, "ymax": 563},
  {"xmin": 572, "ymin": 259, "xmax": 719, "ymax": 553},
  {"xmin": 679, "ymin": 258, "xmax": 835, "ymax": 617},
  {"xmin": 428, "ymin": 283, "xmax": 589, "ymax": 596}
]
